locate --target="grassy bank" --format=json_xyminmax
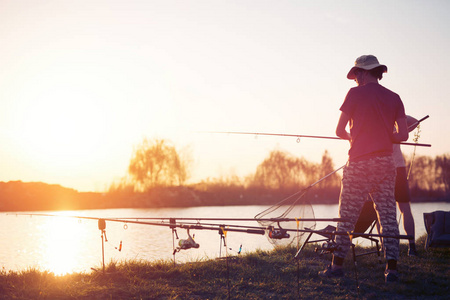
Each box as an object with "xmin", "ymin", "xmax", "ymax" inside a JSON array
[{"xmin": 0, "ymin": 236, "xmax": 448, "ymax": 299}]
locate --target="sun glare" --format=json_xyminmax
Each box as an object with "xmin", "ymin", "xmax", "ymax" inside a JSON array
[
  {"xmin": 37, "ymin": 216, "xmax": 91, "ymax": 275},
  {"xmin": 17, "ymin": 94, "xmax": 108, "ymax": 165}
]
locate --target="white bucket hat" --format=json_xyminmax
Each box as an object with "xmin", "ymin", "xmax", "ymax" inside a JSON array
[{"xmin": 347, "ymin": 55, "xmax": 388, "ymax": 79}]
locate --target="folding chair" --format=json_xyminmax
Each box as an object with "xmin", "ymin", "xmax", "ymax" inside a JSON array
[
  {"xmin": 424, "ymin": 210, "xmax": 450, "ymax": 249},
  {"xmin": 295, "ymin": 201, "xmax": 381, "ymax": 262},
  {"xmin": 351, "ymin": 200, "xmax": 381, "ymax": 261}
]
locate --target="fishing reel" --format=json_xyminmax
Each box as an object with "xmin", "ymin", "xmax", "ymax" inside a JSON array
[
  {"xmin": 267, "ymin": 226, "xmax": 290, "ymax": 240},
  {"xmin": 315, "ymin": 240, "xmax": 341, "ymax": 255},
  {"xmin": 173, "ymin": 229, "xmax": 200, "ymax": 254}
]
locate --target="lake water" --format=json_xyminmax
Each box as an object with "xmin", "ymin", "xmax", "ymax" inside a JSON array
[{"xmin": 1, "ymin": 202, "xmax": 449, "ymax": 275}]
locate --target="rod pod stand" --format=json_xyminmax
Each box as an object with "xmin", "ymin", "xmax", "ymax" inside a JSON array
[
  {"xmin": 98, "ymin": 219, "xmax": 107, "ymax": 274},
  {"xmin": 218, "ymin": 226, "xmax": 227, "ymax": 258},
  {"xmin": 170, "ymin": 218, "xmax": 179, "ymax": 265}
]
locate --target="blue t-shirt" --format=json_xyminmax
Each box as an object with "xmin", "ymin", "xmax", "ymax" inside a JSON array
[{"xmin": 340, "ymin": 82, "xmax": 406, "ymax": 162}]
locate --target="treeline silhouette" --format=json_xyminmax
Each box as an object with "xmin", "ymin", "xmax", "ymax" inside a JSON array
[{"xmin": 0, "ymin": 138, "xmax": 448, "ymax": 212}]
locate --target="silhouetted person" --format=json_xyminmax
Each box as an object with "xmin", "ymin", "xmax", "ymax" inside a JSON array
[{"xmin": 319, "ymin": 55, "xmax": 408, "ymax": 283}]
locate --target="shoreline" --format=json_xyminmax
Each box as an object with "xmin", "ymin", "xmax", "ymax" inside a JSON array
[{"xmin": 1, "ymin": 238, "xmax": 448, "ymax": 299}]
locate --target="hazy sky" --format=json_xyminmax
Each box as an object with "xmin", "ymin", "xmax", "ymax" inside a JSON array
[{"xmin": 1, "ymin": 0, "xmax": 449, "ymax": 192}]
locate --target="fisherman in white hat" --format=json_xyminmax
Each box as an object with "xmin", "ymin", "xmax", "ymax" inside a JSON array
[{"xmin": 319, "ymin": 55, "xmax": 409, "ymax": 283}]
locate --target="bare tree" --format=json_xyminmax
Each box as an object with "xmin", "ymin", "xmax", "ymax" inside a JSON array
[
  {"xmin": 435, "ymin": 154, "xmax": 450, "ymax": 197},
  {"xmin": 319, "ymin": 150, "xmax": 341, "ymax": 190},
  {"xmin": 250, "ymin": 149, "xmax": 318, "ymax": 190},
  {"xmin": 407, "ymin": 155, "xmax": 439, "ymax": 194},
  {"xmin": 128, "ymin": 138, "xmax": 191, "ymax": 191}
]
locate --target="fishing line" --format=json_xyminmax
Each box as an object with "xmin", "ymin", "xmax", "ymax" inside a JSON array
[
  {"xmin": 407, "ymin": 124, "xmax": 421, "ymax": 181},
  {"xmin": 255, "ymin": 165, "xmax": 344, "ymax": 222},
  {"xmin": 105, "ymin": 239, "xmax": 123, "ymax": 252},
  {"xmin": 104, "ymin": 235, "xmax": 123, "ymax": 252},
  {"xmin": 406, "ymin": 115, "xmax": 429, "ymax": 180},
  {"xmin": 255, "ymin": 165, "xmax": 344, "ymax": 248},
  {"xmin": 204, "ymin": 131, "xmax": 431, "ymax": 147}
]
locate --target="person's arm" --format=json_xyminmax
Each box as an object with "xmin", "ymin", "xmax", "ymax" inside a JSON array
[
  {"xmin": 336, "ymin": 111, "xmax": 351, "ymax": 141},
  {"xmin": 393, "ymin": 115, "xmax": 408, "ymax": 142}
]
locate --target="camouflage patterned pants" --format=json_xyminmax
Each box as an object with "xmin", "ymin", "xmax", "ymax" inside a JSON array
[{"xmin": 335, "ymin": 156, "xmax": 399, "ymax": 261}]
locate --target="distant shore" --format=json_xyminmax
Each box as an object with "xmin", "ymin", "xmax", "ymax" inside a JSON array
[{"xmin": 1, "ymin": 180, "xmax": 448, "ymax": 212}]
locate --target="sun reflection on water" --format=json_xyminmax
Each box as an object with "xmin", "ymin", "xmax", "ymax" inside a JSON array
[
  {"xmin": 36, "ymin": 215, "xmax": 92, "ymax": 275},
  {"xmin": 2, "ymin": 204, "xmax": 448, "ymax": 274}
]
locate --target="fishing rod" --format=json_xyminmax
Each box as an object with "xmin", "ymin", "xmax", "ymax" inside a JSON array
[
  {"xmin": 107, "ymin": 217, "xmax": 345, "ymax": 223},
  {"xmin": 204, "ymin": 115, "xmax": 431, "ymax": 147},
  {"xmin": 10, "ymin": 213, "xmax": 264, "ymax": 235},
  {"xmin": 12, "ymin": 213, "xmax": 409, "ymax": 240},
  {"xmin": 284, "ymin": 227, "xmax": 413, "ymax": 240},
  {"xmin": 11, "ymin": 213, "xmax": 344, "ymax": 223},
  {"xmin": 208, "ymin": 131, "xmax": 431, "ymax": 147},
  {"xmin": 10, "ymin": 212, "xmax": 412, "ymax": 273},
  {"xmin": 12, "ymin": 213, "xmax": 345, "ymax": 234},
  {"xmin": 409, "ymin": 115, "xmax": 429, "ymax": 129}
]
